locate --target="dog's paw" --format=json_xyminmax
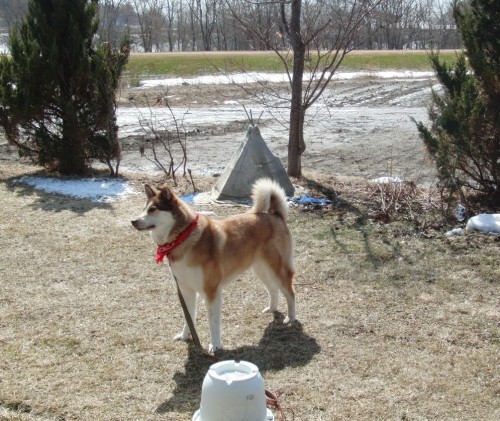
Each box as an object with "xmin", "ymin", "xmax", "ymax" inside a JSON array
[
  {"xmin": 283, "ymin": 316, "xmax": 297, "ymax": 324},
  {"xmin": 173, "ymin": 332, "xmax": 191, "ymax": 342},
  {"xmin": 208, "ymin": 342, "xmax": 223, "ymax": 353},
  {"xmin": 261, "ymin": 306, "xmax": 276, "ymax": 314}
]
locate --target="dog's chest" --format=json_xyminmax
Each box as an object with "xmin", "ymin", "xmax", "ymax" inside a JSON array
[{"xmin": 170, "ymin": 259, "xmax": 205, "ymax": 293}]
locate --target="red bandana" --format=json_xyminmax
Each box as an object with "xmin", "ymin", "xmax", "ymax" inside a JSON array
[{"xmin": 155, "ymin": 213, "xmax": 199, "ymax": 264}]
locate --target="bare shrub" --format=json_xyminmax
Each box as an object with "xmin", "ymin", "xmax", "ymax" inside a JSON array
[
  {"xmin": 136, "ymin": 93, "xmax": 189, "ymax": 186},
  {"xmin": 370, "ymin": 179, "xmax": 416, "ymax": 221}
]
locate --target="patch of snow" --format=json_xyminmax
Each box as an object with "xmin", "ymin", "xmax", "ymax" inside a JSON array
[
  {"xmin": 372, "ymin": 176, "xmax": 402, "ymax": 184},
  {"xmin": 445, "ymin": 214, "xmax": 500, "ymax": 236},
  {"xmin": 445, "ymin": 228, "xmax": 465, "ymax": 236},
  {"xmin": 139, "ymin": 71, "xmax": 435, "ymax": 89},
  {"xmin": 14, "ymin": 176, "xmax": 136, "ymax": 202},
  {"xmin": 0, "ymin": 34, "xmax": 9, "ymax": 54},
  {"xmin": 465, "ymin": 214, "xmax": 500, "ymax": 234}
]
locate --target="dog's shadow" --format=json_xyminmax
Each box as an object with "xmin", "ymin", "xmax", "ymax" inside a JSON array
[{"xmin": 156, "ymin": 312, "xmax": 320, "ymax": 415}]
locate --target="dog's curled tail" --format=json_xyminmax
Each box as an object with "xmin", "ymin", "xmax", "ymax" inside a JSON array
[{"xmin": 251, "ymin": 178, "xmax": 289, "ymax": 220}]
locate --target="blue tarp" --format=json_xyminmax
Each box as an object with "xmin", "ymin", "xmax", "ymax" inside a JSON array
[
  {"xmin": 181, "ymin": 193, "xmax": 331, "ymax": 206},
  {"xmin": 181, "ymin": 193, "xmax": 197, "ymax": 204},
  {"xmin": 292, "ymin": 196, "xmax": 331, "ymax": 205}
]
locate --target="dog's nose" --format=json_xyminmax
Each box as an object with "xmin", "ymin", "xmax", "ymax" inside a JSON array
[{"xmin": 131, "ymin": 220, "xmax": 138, "ymax": 228}]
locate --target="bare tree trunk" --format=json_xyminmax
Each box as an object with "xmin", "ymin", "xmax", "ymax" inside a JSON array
[
  {"xmin": 284, "ymin": 0, "xmax": 306, "ymax": 177},
  {"xmin": 188, "ymin": 0, "xmax": 197, "ymax": 50},
  {"xmin": 132, "ymin": 0, "xmax": 166, "ymax": 52},
  {"xmin": 228, "ymin": 0, "xmax": 387, "ymax": 177},
  {"xmin": 61, "ymin": 103, "xmax": 86, "ymax": 175},
  {"xmin": 165, "ymin": 0, "xmax": 175, "ymax": 51}
]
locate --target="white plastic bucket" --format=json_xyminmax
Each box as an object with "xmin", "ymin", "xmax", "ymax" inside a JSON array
[{"xmin": 192, "ymin": 360, "xmax": 274, "ymax": 421}]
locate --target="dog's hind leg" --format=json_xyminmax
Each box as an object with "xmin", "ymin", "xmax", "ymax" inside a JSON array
[
  {"xmin": 268, "ymin": 270, "xmax": 296, "ymax": 324},
  {"xmin": 280, "ymin": 280, "xmax": 296, "ymax": 324},
  {"xmin": 265, "ymin": 256, "xmax": 297, "ymax": 324},
  {"xmin": 253, "ymin": 261, "xmax": 280, "ymax": 314},
  {"xmin": 173, "ymin": 285, "xmax": 198, "ymax": 342}
]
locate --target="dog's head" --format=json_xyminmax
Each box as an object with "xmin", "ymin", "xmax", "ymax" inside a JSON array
[{"xmin": 131, "ymin": 184, "xmax": 178, "ymax": 242}]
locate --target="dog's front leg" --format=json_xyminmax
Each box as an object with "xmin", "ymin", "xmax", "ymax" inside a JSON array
[
  {"xmin": 173, "ymin": 286, "xmax": 198, "ymax": 342},
  {"xmin": 205, "ymin": 292, "xmax": 223, "ymax": 352}
]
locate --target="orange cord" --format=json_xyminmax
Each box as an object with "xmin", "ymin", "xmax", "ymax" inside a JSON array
[{"xmin": 265, "ymin": 389, "xmax": 295, "ymax": 420}]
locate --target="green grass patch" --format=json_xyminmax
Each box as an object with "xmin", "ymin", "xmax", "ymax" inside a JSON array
[
  {"xmin": 124, "ymin": 50, "xmax": 461, "ymax": 81},
  {"xmin": 124, "ymin": 52, "xmax": 288, "ymax": 80},
  {"xmin": 341, "ymin": 51, "xmax": 459, "ymax": 71}
]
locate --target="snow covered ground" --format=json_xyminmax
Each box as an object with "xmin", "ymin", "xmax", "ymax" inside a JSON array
[
  {"xmin": 138, "ymin": 70, "xmax": 435, "ymax": 88},
  {"xmin": 12, "ymin": 176, "xmax": 136, "ymax": 203}
]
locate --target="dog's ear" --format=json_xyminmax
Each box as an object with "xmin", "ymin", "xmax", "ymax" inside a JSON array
[
  {"xmin": 145, "ymin": 184, "xmax": 156, "ymax": 199},
  {"xmin": 159, "ymin": 185, "xmax": 172, "ymax": 202}
]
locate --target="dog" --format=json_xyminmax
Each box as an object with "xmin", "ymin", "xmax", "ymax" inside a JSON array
[{"xmin": 131, "ymin": 178, "xmax": 296, "ymax": 352}]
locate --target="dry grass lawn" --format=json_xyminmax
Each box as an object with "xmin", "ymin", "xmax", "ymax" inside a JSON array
[{"xmin": 0, "ymin": 162, "xmax": 499, "ymax": 421}]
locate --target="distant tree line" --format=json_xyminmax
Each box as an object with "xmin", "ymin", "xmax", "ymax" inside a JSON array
[{"xmin": 0, "ymin": 0, "xmax": 462, "ymax": 52}]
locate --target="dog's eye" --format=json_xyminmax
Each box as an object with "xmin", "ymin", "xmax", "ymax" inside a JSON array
[{"xmin": 148, "ymin": 206, "xmax": 157, "ymax": 213}]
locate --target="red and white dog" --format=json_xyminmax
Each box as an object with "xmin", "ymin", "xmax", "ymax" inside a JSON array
[{"xmin": 131, "ymin": 178, "xmax": 296, "ymax": 352}]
